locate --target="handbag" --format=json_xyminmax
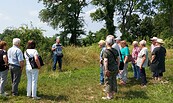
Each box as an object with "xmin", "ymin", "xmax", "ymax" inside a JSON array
[{"xmin": 26, "ymin": 51, "xmax": 44, "ymax": 69}]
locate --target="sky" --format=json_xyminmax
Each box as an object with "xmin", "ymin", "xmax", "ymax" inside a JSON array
[{"xmin": 0, "ymin": 0, "xmax": 121, "ymax": 37}]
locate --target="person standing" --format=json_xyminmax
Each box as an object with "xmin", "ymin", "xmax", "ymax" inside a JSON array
[
  {"xmin": 24, "ymin": 40, "xmax": 41, "ymax": 99},
  {"xmin": 150, "ymin": 37, "xmax": 158, "ymax": 53},
  {"xmin": 119, "ymin": 40, "xmax": 130, "ymax": 85},
  {"xmin": 52, "ymin": 37, "xmax": 63, "ymax": 72},
  {"xmin": 136, "ymin": 40, "xmax": 148, "ymax": 87},
  {"xmin": 150, "ymin": 39, "xmax": 166, "ymax": 81},
  {"xmin": 98, "ymin": 40, "xmax": 106, "ymax": 85},
  {"xmin": 150, "ymin": 37, "xmax": 158, "ymax": 78},
  {"xmin": 0, "ymin": 41, "xmax": 8, "ymax": 97},
  {"xmin": 102, "ymin": 36, "xmax": 119, "ymax": 100},
  {"xmin": 8, "ymin": 38, "xmax": 24, "ymax": 96},
  {"xmin": 131, "ymin": 41, "xmax": 140, "ymax": 80}
]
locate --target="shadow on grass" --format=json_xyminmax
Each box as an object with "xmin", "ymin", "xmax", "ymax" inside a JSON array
[
  {"xmin": 124, "ymin": 90, "xmax": 148, "ymax": 99},
  {"xmin": 40, "ymin": 94, "xmax": 69, "ymax": 102},
  {"xmin": 116, "ymin": 90, "xmax": 149, "ymax": 100}
]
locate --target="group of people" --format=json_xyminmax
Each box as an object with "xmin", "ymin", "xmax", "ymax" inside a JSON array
[
  {"xmin": 0, "ymin": 38, "xmax": 41, "ymax": 99},
  {"xmin": 98, "ymin": 35, "xmax": 166, "ymax": 100},
  {"xmin": 0, "ymin": 37, "xmax": 63, "ymax": 99}
]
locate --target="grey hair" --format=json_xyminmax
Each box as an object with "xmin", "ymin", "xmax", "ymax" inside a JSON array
[{"xmin": 13, "ymin": 38, "xmax": 21, "ymax": 45}]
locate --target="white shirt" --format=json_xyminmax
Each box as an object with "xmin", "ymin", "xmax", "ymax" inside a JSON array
[
  {"xmin": 24, "ymin": 49, "xmax": 38, "ymax": 70},
  {"xmin": 137, "ymin": 47, "xmax": 148, "ymax": 68},
  {"xmin": 112, "ymin": 43, "xmax": 120, "ymax": 59}
]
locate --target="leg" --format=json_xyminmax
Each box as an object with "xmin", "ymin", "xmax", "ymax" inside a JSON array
[
  {"xmin": 31, "ymin": 69, "xmax": 39, "ymax": 97},
  {"xmin": 100, "ymin": 65, "xmax": 104, "ymax": 84},
  {"xmin": 132, "ymin": 63, "xmax": 137, "ymax": 78},
  {"xmin": 0, "ymin": 70, "xmax": 8, "ymax": 94},
  {"xmin": 26, "ymin": 70, "xmax": 32, "ymax": 97},
  {"xmin": 140, "ymin": 67, "xmax": 147, "ymax": 85},
  {"xmin": 57, "ymin": 56, "xmax": 62, "ymax": 71},
  {"xmin": 11, "ymin": 67, "xmax": 22, "ymax": 95},
  {"xmin": 121, "ymin": 63, "xmax": 128, "ymax": 83},
  {"xmin": 136, "ymin": 65, "xmax": 140, "ymax": 80},
  {"xmin": 53, "ymin": 54, "xmax": 58, "ymax": 71}
]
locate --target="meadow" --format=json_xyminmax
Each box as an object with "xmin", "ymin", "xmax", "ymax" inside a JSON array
[{"xmin": 0, "ymin": 44, "xmax": 173, "ymax": 103}]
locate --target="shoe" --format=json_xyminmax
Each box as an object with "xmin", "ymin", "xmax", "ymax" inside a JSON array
[
  {"xmin": 102, "ymin": 96, "xmax": 112, "ymax": 100},
  {"xmin": 119, "ymin": 81, "xmax": 126, "ymax": 85},
  {"xmin": 32, "ymin": 96, "xmax": 41, "ymax": 100},
  {"xmin": 100, "ymin": 83, "xmax": 104, "ymax": 85},
  {"xmin": 12, "ymin": 93, "xmax": 19, "ymax": 96},
  {"xmin": 102, "ymin": 89, "xmax": 106, "ymax": 92},
  {"xmin": 141, "ymin": 85, "xmax": 147, "ymax": 88}
]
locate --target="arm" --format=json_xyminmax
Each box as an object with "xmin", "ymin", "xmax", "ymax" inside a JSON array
[
  {"xmin": 35, "ymin": 55, "xmax": 41, "ymax": 69},
  {"xmin": 3, "ymin": 55, "xmax": 8, "ymax": 65},
  {"xmin": 51, "ymin": 44, "xmax": 56, "ymax": 51},
  {"xmin": 104, "ymin": 58, "xmax": 110, "ymax": 77},
  {"xmin": 19, "ymin": 60, "xmax": 24, "ymax": 70},
  {"xmin": 151, "ymin": 55, "xmax": 155, "ymax": 63},
  {"xmin": 52, "ymin": 47, "xmax": 56, "ymax": 51},
  {"xmin": 117, "ymin": 56, "xmax": 120, "ymax": 68},
  {"xmin": 140, "ymin": 54, "xmax": 146, "ymax": 69},
  {"xmin": 124, "ymin": 56, "xmax": 128, "ymax": 64}
]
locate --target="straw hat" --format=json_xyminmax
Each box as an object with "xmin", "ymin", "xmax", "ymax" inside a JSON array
[
  {"xmin": 150, "ymin": 37, "xmax": 158, "ymax": 41},
  {"xmin": 156, "ymin": 39, "xmax": 164, "ymax": 44}
]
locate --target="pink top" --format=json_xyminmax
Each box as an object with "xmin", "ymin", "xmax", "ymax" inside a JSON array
[{"xmin": 132, "ymin": 46, "xmax": 140, "ymax": 63}]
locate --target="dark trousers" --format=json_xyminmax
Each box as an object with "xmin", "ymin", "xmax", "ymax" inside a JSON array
[
  {"xmin": 137, "ymin": 66, "xmax": 147, "ymax": 85},
  {"xmin": 9, "ymin": 65, "xmax": 22, "ymax": 95},
  {"xmin": 53, "ymin": 54, "xmax": 62, "ymax": 71}
]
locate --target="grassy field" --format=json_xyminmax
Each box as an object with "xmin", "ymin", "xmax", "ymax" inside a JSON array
[{"xmin": 1, "ymin": 45, "xmax": 173, "ymax": 103}]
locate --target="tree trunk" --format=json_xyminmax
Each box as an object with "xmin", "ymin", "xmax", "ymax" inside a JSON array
[
  {"xmin": 105, "ymin": 2, "xmax": 115, "ymax": 35},
  {"xmin": 170, "ymin": 11, "xmax": 173, "ymax": 34},
  {"xmin": 69, "ymin": 33, "xmax": 77, "ymax": 45}
]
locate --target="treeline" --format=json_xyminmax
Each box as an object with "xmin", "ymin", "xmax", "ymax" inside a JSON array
[
  {"xmin": 38, "ymin": 0, "xmax": 173, "ymax": 48},
  {"xmin": 0, "ymin": 26, "xmax": 56, "ymax": 64}
]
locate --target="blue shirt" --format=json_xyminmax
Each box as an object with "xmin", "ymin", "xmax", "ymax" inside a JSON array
[
  {"xmin": 100, "ymin": 47, "xmax": 106, "ymax": 61},
  {"xmin": 7, "ymin": 45, "xmax": 24, "ymax": 66},
  {"xmin": 52, "ymin": 43, "xmax": 62, "ymax": 55},
  {"xmin": 120, "ymin": 46, "xmax": 130, "ymax": 62}
]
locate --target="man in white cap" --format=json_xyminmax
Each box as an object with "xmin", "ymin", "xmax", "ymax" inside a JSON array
[{"xmin": 150, "ymin": 37, "xmax": 158, "ymax": 53}]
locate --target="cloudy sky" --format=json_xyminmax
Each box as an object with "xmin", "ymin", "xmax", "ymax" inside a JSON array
[{"xmin": 0, "ymin": 0, "xmax": 120, "ymax": 37}]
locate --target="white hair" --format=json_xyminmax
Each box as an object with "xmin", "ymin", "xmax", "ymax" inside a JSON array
[
  {"xmin": 139, "ymin": 40, "xmax": 146, "ymax": 46},
  {"xmin": 106, "ymin": 36, "xmax": 114, "ymax": 46},
  {"xmin": 132, "ymin": 41, "xmax": 138, "ymax": 45},
  {"xmin": 13, "ymin": 38, "xmax": 21, "ymax": 45}
]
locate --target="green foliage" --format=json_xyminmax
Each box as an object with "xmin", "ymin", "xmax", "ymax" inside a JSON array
[
  {"xmin": 1, "ymin": 25, "xmax": 54, "ymax": 64},
  {"xmin": 82, "ymin": 28, "xmax": 108, "ymax": 46},
  {"xmin": 90, "ymin": 0, "xmax": 116, "ymax": 35},
  {"xmin": 164, "ymin": 37, "xmax": 173, "ymax": 49},
  {"xmin": 39, "ymin": 0, "xmax": 87, "ymax": 45}
]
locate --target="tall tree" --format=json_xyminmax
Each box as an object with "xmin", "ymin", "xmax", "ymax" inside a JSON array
[
  {"xmin": 39, "ymin": 0, "xmax": 87, "ymax": 45},
  {"xmin": 116, "ymin": 0, "xmax": 152, "ymax": 37},
  {"xmin": 153, "ymin": 0, "xmax": 173, "ymax": 34},
  {"xmin": 90, "ymin": 0, "xmax": 117, "ymax": 36}
]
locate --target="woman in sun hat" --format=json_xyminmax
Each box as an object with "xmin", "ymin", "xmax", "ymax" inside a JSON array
[{"xmin": 150, "ymin": 39, "xmax": 166, "ymax": 81}]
